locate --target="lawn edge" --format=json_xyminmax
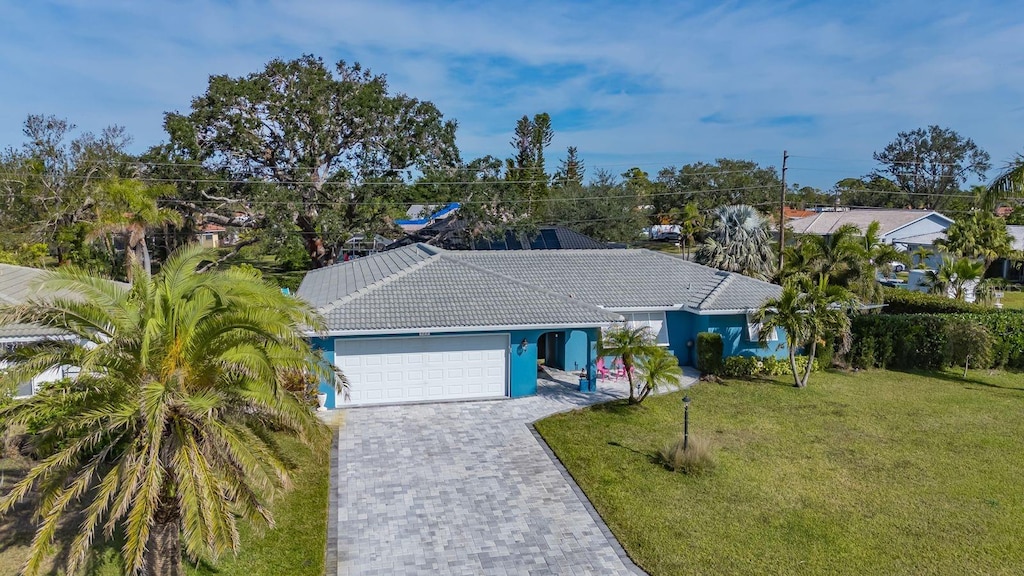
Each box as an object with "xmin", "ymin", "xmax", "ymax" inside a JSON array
[
  {"xmin": 529, "ymin": 424, "xmax": 649, "ymax": 576},
  {"xmin": 324, "ymin": 427, "xmax": 339, "ymax": 576}
]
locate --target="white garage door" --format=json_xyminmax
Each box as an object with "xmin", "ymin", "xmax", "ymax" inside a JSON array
[{"xmin": 335, "ymin": 334, "xmax": 508, "ymax": 406}]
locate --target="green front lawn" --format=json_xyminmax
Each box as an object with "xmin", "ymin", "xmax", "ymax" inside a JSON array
[{"xmin": 535, "ymin": 370, "xmax": 1024, "ymax": 575}]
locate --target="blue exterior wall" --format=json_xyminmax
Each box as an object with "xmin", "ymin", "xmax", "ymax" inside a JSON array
[
  {"xmin": 697, "ymin": 315, "xmax": 787, "ymax": 359},
  {"xmin": 564, "ymin": 329, "xmax": 590, "ymax": 373},
  {"xmin": 310, "ymin": 336, "xmax": 337, "ymax": 409},
  {"xmin": 665, "ymin": 311, "xmax": 698, "ymax": 366}
]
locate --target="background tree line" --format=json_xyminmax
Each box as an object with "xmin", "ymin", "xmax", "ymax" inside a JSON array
[{"xmin": 1, "ymin": 54, "xmax": 1022, "ymax": 282}]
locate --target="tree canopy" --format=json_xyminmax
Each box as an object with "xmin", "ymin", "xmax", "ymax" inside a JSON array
[
  {"xmin": 157, "ymin": 55, "xmax": 459, "ymax": 268},
  {"xmin": 872, "ymin": 125, "xmax": 990, "ymax": 210}
]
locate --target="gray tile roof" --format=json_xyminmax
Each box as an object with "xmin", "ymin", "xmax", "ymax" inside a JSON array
[
  {"xmin": 787, "ymin": 209, "xmax": 952, "ymax": 237},
  {"xmin": 0, "ymin": 263, "xmax": 126, "ymax": 340},
  {"xmin": 298, "ymin": 244, "xmax": 782, "ymax": 332},
  {"xmin": 0, "ymin": 264, "xmax": 66, "ymax": 340},
  {"xmin": 319, "ymin": 256, "xmax": 622, "ymax": 333}
]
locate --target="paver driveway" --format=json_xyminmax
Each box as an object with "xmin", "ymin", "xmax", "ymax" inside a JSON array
[{"xmin": 329, "ymin": 369, "xmax": 698, "ymax": 576}]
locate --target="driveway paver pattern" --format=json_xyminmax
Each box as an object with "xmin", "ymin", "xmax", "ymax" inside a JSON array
[{"xmin": 330, "ymin": 369, "xmax": 697, "ymax": 575}]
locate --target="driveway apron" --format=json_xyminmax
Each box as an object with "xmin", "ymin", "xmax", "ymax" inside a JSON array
[{"xmin": 329, "ymin": 369, "xmax": 697, "ymax": 575}]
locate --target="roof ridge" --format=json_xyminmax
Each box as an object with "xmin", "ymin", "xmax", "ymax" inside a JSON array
[
  {"xmin": 318, "ymin": 253, "xmax": 441, "ymax": 314},
  {"xmin": 696, "ymin": 272, "xmax": 734, "ymax": 310},
  {"xmin": 439, "ymin": 254, "xmax": 624, "ymax": 319}
]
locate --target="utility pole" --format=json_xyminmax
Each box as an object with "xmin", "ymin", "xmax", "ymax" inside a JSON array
[{"xmin": 778, "ymin": 150, "xmax": 789, "ymax": 275}]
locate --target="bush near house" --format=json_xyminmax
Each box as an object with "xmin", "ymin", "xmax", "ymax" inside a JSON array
[
  {"xmin": 850, "ymin": 312, "xmax": 1024, "ymax": 370},
  {"xmin": 721, "ymin": 355, "xmax": 818, "ymax": 378},
  {"xmin": 695, "ymin": 332, "xmax": 723, "ymax": 374}
]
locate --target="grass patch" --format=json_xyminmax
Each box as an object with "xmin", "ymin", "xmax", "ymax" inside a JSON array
[
  {"xmin": 535, "ymin": 369, "xmax": 1024, "ymax": 575},
  {"xmin": 0, "ymin": 432, "xmax": 331, "ymax": 576},
  {"xmin": 999, "ymin": 290, "xmax": 1024, "ymax": 310}
]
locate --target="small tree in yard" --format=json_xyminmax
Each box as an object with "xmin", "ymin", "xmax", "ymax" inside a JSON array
[
  {"xmin": 599, "ymin": 325, "xmax": 658, "ymax": 404},
  {"xmin": 755, "ymin": 283, "xmax": 806, "ymax": 387},
  {"xmin": 945, "ymin": 322, "xmax": 994, "ymax": 377},
  {"xmin": 633, "ymin": 347, "xmax": 684, "ymax": 404}
]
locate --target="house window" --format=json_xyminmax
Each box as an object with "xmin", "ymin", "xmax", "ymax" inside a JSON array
[
  {"xmin": 745, "ymin": 313, "xmax": 778, "ymax": 342},
  {"xmin": 620, "ymin": 312, "xmax": 670, "ymax": 346}
]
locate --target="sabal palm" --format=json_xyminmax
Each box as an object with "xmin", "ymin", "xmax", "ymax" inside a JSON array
[
  {"xmin": 0, "ymin": 245, "xmax": 333, "ymax": 576},
  {"xmin": 695, "ymin": 204, "xmax": 776, "ymax": 281},
  {"xmin": 633, "ymin": 347, "xmax": 684, "ymax": 404},
  {"xmin": 598, "ymin": 325, "xmax": 657, "ymax": 404}
]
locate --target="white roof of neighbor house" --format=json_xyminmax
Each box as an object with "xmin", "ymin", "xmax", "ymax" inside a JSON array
[
  {"xmin": 787, "ymin": 209, "xmax": 952, "ymax": 238},
  {"xmin": 893, "ymin": 231, "xmax": 947, "ymax": 246},
  {"xmin": 297, "ymin": 244, "xmax": 783, "ymax": 334},
  {"xmin": 1007, "ymin": 226, "xmax": 1024, "ymax": 252}
]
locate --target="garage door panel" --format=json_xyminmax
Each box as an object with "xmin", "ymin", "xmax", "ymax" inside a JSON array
[{"xmin": 335, "ymin": 335, "xmax": 508, "ymax": 406}]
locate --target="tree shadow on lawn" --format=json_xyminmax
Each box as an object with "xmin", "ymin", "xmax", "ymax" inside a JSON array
[
  {"xmin": 606, "ymin": 440, "xmax": 662, "ymax": 467},
  {"xmin": 905, "ymin": 369, "xmax": 1024, "ymax": 393}
]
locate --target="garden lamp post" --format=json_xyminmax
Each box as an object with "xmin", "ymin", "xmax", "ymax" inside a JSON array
[{"xmin": 682, "ymin": 395, "xmax": 691, "ymax": 450}]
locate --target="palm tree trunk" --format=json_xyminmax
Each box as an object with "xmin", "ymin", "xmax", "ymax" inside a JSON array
[
  {"xmin": 624, "ymin": 356, "xmax": 637, "ymax": 404},
  {"xmin": 139, "ymin": 237, "xmax": 152, "ymax": 277},
  {"xmin": 788, "ymin": 348, "xmax": 801, "ymax": 388},
  {"xmin": 800, "ymin": 340, "xmax": 817, "ymax": 388},
  {"xmin": 144, "ymin": 518, "xmax": 183, "ymax": 576}
]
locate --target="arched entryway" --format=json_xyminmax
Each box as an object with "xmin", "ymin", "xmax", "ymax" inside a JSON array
[{"xmin": 536, "ymin": 331, "xmax": 566, "ymax": 370}]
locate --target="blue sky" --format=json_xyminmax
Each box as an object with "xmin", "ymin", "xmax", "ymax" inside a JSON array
[{"xmin": 1, "ymin": 0, "xmax": 1023, "ymax": 189}]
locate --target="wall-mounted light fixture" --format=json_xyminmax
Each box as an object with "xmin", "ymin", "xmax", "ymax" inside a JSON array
[{"xmin": 518, "ymin": 338, "xmax": 529, "ymax": 353}]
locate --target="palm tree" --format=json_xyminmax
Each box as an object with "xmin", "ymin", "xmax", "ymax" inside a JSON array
[
  {"xmin": 633, "ymin": 347, "xmax": 684, "ymax": 404},
  {"xmin": 924, "ymin": 255, "xmax": 986, "ymax": 301},
  {"xmin": 599, "ymin": 325, "xmax": 658, "ymax": 404},
  {"xmin": 88, "ymin": 177, "xmax": 182, "ymax": 280},
  {"xmin": 0, "ymin": 245, "xmax": 336, "ymax": 576},
  {"xmin": 912, "ymin": 246, "xmax": 932, "ymax": 269},
  {"xmin": 936, "ymin": 211, "xmax": 1013, "ymax": 267},
  {"xmin": 804, "ymin": 223, "xmax": 866, "ymax": 282},
  {"xmin": 983, "ymin": 155, "xmax": 1024, "ymax": 211},
  {"xmin": 695, "ymin": 204, "xmax": 776, "ymax": 281},
  {"xmin": 755, "ymin": 276, "xmax": 855, "ymax": 388},
  {"xmin": 795, "ymin": 275, "xmax": 855, "ymax": 387},
  {"xmin": 754, "ymin": 282, "xmax": 806, "ymax": 388},
  {"xmin": 671, "ymin": 202, "xmax": 705, "ymax": 259}
]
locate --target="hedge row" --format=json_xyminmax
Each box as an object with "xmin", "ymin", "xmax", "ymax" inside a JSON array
[
  {"xmin": 880, "ymin": 288, "xmax": 991, "ymax": 315},
  {"xmin": 849, "ymin": 312, "xmax": 1024, "ymax": 370}
]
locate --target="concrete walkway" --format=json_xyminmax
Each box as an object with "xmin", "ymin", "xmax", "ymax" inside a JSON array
[{"xmin": 328, "ymin": 368, "xmax": 698, "ymax": 575}]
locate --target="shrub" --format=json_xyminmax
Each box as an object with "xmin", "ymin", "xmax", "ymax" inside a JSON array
[
  {"xmin": 696, "ymin": 332, "xmax": 723, "ymax": 375},
  {"xmin": 721, "ymin": 355, "xmax": 818, "ymax": 378},
  {"xmin": 659, "ymin": 435, "xmax": 715, "ymax": 475},
  {"xmin": 944, "ymin": 322, "xmax": 994, "ymax": 375}
]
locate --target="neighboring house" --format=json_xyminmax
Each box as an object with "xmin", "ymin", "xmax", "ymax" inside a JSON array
[
  {"xmin": 297, "ymin": 244, "xmax": 784, "ymax": 408},
  {"xmin": 341, "ymin": 234, "xmax": 393, "ymax": 259},
  {"xmin": 388, "ymin": 220, "xmax": 621, "ymax": 251},
  {"xmin": 987, "ymin": 225, "xmax": 1024, "ymax": 282},
  {"xmin": 396, "ymin": 203, "xmax": 461, "ymax": 232},
  {"xmin": 0, "ymin": 264, "xmax": 82, "ymax": 397},
  {"xmin": 196, "ymin": 223, "xmax": 226, "ymax": 248},
  {"xmin": 787, "ymin": 208, "xmax": 955, "ymax": 268}
]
